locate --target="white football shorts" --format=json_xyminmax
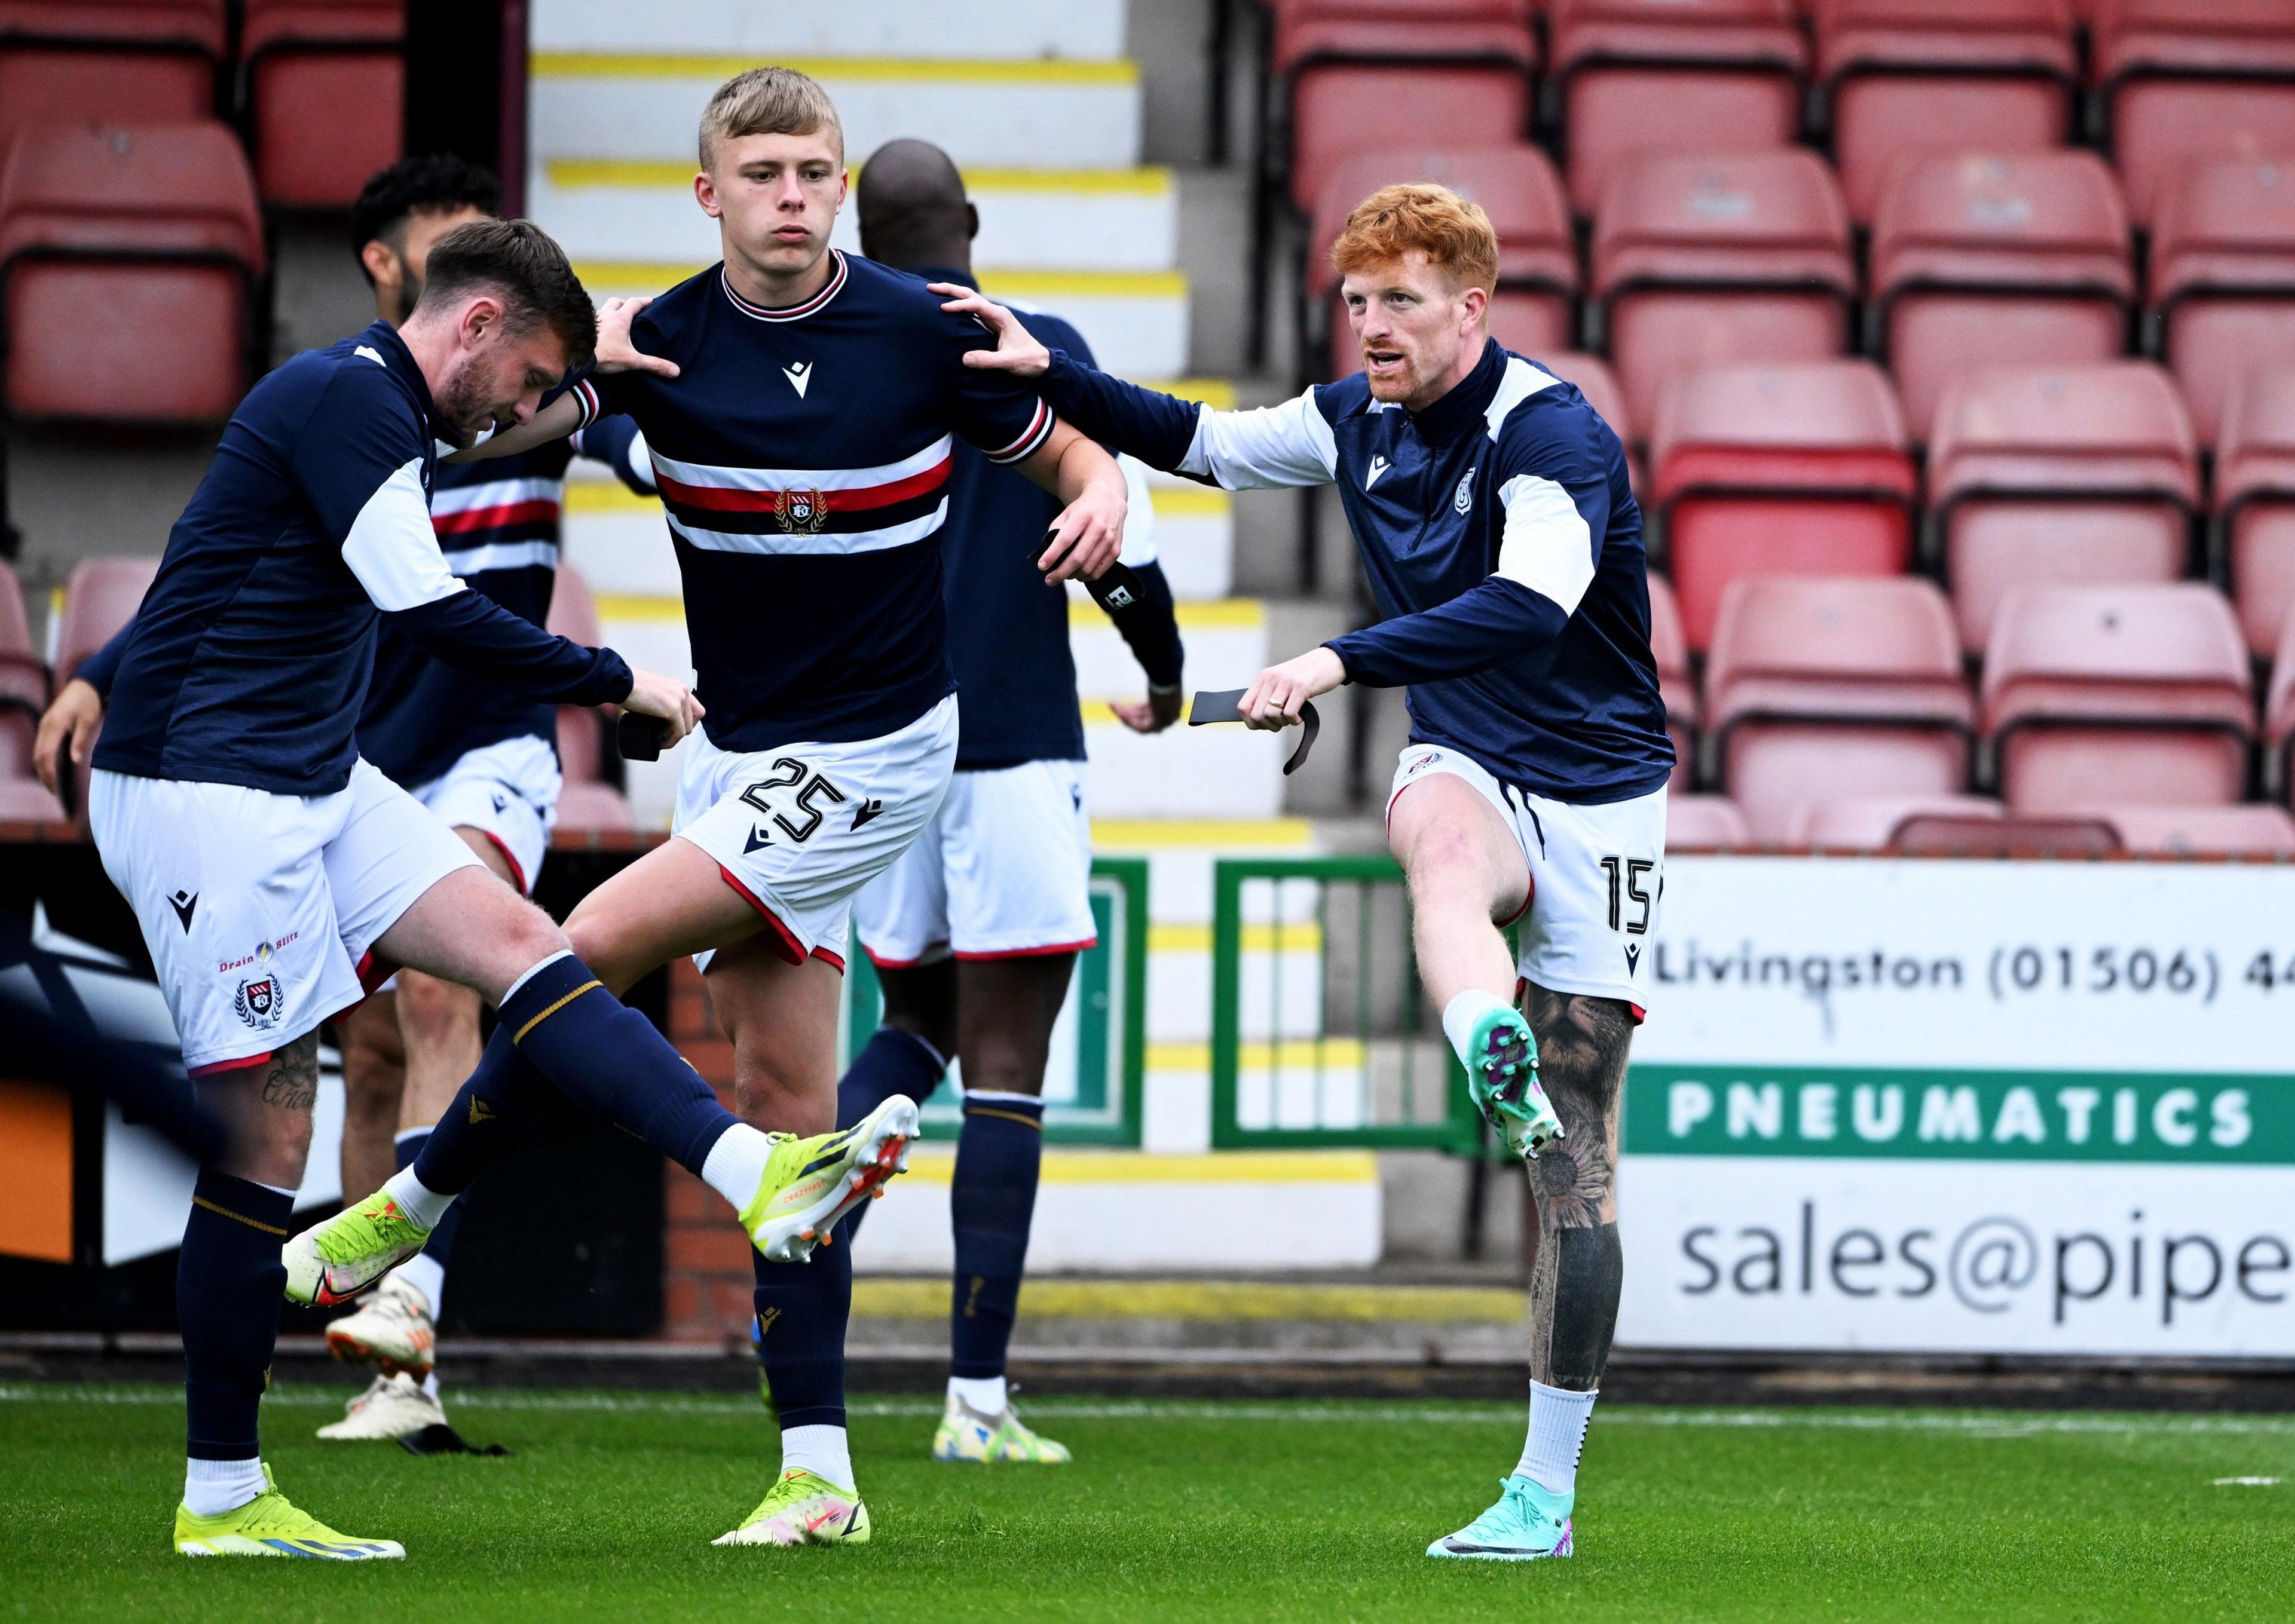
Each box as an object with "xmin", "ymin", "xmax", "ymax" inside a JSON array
[
  {"xmin": 408, "ymin": 733, "xmax": 562, "ymax": 897},
  {"xmin": 852, "ymin": 758, "xmax": 1098, "ymax": 967},
  {"xmin": 88, "ymin": 759, "xmax": 482, "ymax": 1074},
  {"xmin": 674, "ymin": 695, "xmax": 959, "ymax": 973},
  {"xmin": 1387, "ymin": 743, "xmax": 1668, "ymax": 1015}
]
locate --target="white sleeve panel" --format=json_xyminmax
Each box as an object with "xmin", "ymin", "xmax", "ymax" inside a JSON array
[
  {"xmin": 1494, "ymin": 474, "xmax": 1597, "ymax": 615},
  {"xmin": 626, "ymin": 428, "xmax": 658, "ymax": 492},
  {"xmin": 341, "ymin": 457, "xmax": 467, "ymax": 612},
  {"xmin": 1177, "ymin": 390, "xmax": 1338, "ymax": 489},
  {"xmin": 1116, "ymin": 454, "xmax": 1158, "ymax": 566}
]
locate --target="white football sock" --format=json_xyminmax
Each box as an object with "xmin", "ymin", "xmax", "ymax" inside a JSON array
[
  {"xmin": 948, "ymin": 1373, "xmax": 1008, "ymax": 1415},
  {"xmin": 779, "ymin": 1423, "xmax": 853, "ymax": 1490},
  {"xmin": 421, "ymin": 1372, "xmax": 442, "ymax": 1401},
  {"xmin": 1516, "ymin": 1381, "xmax": 1597, "ymax": 1495},
  {"xmin": 381, "ymin": 1166, "xmax": 453, "ymax": 1230},
  {"xmin": 392, "ymin": 1252, "xmax": 445, "ymax": 1319},
  {"xmin": 1441, "ymin": 988, "xmax": 1516, "ymax": 1070},
  {"xmin": 183, "ymin": 1456, "xmax": 267, "ymax": 1517},
  {"xmin": 700, "ymin": 1124, "xmax": 775, "ymax": 1212}
]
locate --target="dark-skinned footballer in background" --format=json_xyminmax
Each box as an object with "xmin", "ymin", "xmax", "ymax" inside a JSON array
[{"xmin": 831, "ymin": 138, "xmax": 1185, "ymax": 1464}]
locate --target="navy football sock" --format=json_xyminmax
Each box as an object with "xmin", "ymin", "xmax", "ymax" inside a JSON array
[
  {"xmin": 417, "ymin": 954, "xmax": 738, "ymax": 1190},
  {"xmin": 834, "ymin": 1027, "xmax": 946, "ymax": 1243},
  {"xmin": 393, "ymin": 1132, "xmax": 462, "ymax": 1267},
  {"xmin": 751, "ymin": 1222, "xmax": 853, "ymax": 1430},
  {"xmin": 949, "ymin": 1092, "xmax": 1045, "ymax": 1380},
  {"xmin": 412, "ymin": 1031, "xmax": 552, "ymax": 1195},
  {"xmin": 179, "ymin": 1172, "xmax": 295, "ymax": 1461},
  {"xmin": 836, "ymin": 1026, "xmax": 947, "ymax": 1128}
]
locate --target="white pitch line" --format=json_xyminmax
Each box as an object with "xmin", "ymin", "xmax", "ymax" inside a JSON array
[{"xmin": 4, "ymin": 1384, "xmax": 2295, "ymax": 1437}]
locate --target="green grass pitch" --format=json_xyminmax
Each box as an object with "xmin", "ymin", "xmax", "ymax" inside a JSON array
[{"xmin": 3, "ymin": 1383, "xmax": 2289, "ymax": 1622}]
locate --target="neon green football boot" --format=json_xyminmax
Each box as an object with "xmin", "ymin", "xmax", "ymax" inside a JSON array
[
  {"xmin": 738, "ymin": 1095, "xmax": 920, "ymax": 1264},
  {"xmin": 1426, "ymin": 1474, "xmax": 1574, "ymax": 1561},
  {"xmin": 712, "ymin": 1469, "xmax": 871, "ymax": 1547},
  {"xmin": 173, "ymin": 1466, "xmax": 405, "ymax": 1559},
  {"xmin": 1462, "ymin": 1007, "xmax": 1562, "ymax": 1160},
  {"xmin": 932, "ymin": 1391, "xmax": 1072, "ymax": 1463},
  {"xmin": 281, "ymin": 1190, "xmax": 433, "ymax": 1307}
]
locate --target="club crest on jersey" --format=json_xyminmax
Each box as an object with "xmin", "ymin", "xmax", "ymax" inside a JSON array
[
  {"xmin": 1455, "ymin": 467, "xmax": 1476, "ymax": 513},
  {"xmin": 234, "ymin": 975, "xmax": 283, "ymax": 1029},
  {"xmin": 775, "ymin": 485, "xmax": 828, "ymax": 534}
]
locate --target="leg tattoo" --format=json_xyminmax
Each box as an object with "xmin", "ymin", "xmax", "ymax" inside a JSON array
[{"xmin": 1520, "ymin": 985, "xmax": 1632, "ymax": 1392}]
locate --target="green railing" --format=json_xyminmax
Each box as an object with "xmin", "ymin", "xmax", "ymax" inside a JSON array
[
  {"xmin": 1209, "ymin": 855, "xmax": 1483, "ymax": 1151},
  {"xmin": 841, "ymin": 856, "xmax": 1148, "ymax": 1147}
]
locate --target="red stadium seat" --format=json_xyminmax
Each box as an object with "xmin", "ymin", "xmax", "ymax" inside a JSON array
[
  {"xmin": 1593, "ymin": 149, "xmax": 1856, "ymax": 434},
  {"xmin": 2086, "ymin": 802, "xmax": 2295, "ymax": 856},
  {"xmin": 1869, "ymin": 151, "xmax": 2135, "ymax": 446},
  {"xmin": 1666, "ymin": 793, "xmax": 1751, "ymax": 847},
  {"xmin": 2217, "ymin": 367, "xmax": 2295, "ymax": 660},
  {"xmin": 55, "ymin": 557, "xmax": 157, "ymax": 685},
  {"xmin": 0, "ymin": 775, "xmax": 64, "ymax": 820},
  {"xmin": 0, "ymin": 121, "xmax": 263, "ymax": 426},
  {"xmin": 0, "ymin": 559, "xmax": 46, "ymax": 784},
  {"xmin": 2093, "ymin": 0, "xmax": 2295, "ymax": 229},
  {"xmin": 1645, "ymin": 571, "xmax": 1693, "ymax": 786},
  {"xmin": 1309, "ymin": 146, "xmax": 1574, "ymax": 380},
  {"xmin": 1892, "ymin": 811, "xmax": 2123, "ymax": 856},
  {"xmin": 1536, "ymin": 351, "xmax": 1644, "ymax": 494},
  {"xmin": 1927, "ymin": 363, "xmax": 2198, "ymax": 655},
  {"xmin": 50, "ymin": 556, "xmax": 157, "ymax": 815},
  {"xmin": 242, "ymin": 0, "xmax": 405, "ymax": 209},
  {"xmin": 1274, "ymin": 1, "xmax": 1538, "ymax": 215},
  {"xmin": 1705, "ymin": 575, "xmax": 1973, "ymax": 839},
  {"xmin": 1650, "ymin": 360, "xmax": 1915, "ymax": 651},
  {"xmin": 1546, "ymin": 0, "xmax": 1807, "ymax": 217},
  {"xmin": 0, "ymin": 2, "xmax": 224, "ymax": 153},
  {"xmin": 1981, "ymin": 583, "xmax": 2254, "ymax": 813},
  {"xmin": 543, "ymin": 565, "xmax": 638, "ymax": 834},
  {"xmin": 2149, "ymin": 159, "xmax": 2295, "ymax": 446},
  {"xmin": 1790, "ymin": 793, "xmax": 2004, "ymax": 850},
  {"xmin": 1814, "ymin": 0, "xmax": 2079, "ymax": 226}
]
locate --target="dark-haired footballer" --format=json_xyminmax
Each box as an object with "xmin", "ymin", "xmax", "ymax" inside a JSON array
[{"xmin": 47, "ymin": 222, "xmax": 903, "ymax": 1559}]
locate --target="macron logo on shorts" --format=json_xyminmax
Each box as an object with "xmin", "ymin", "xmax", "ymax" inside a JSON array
[{"xmin": 852, "ymin": 799, "xmax": 886, "ymax": 830}]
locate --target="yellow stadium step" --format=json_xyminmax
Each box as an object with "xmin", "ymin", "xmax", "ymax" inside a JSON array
[{"xmin": 530, "ymin": 53, "xmax": 1143, "ymax": 170}]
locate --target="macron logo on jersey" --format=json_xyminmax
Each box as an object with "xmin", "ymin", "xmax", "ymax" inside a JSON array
[
  {"xmin": 783, "ymin": 360, "xmax": 813, "ymax": 398},
  {"xmin": 1364, "ymin": 455, "xmax": 1390, "ymax": 489}
]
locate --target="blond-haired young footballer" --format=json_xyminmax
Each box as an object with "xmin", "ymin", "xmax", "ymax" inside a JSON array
[
  {"xmin": 289, "ymin": 67, "xmax": 1128, "ymax": 1548},
  {"xmin": 942, "ymin": 183, "xmax": 1673, "ymax": 1561}
]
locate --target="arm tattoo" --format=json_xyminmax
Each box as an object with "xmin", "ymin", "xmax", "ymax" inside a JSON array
[
  {"xmin": 1519, "ymin": 983, "xmax": 1632, "ymax": 1391},
  {"xmin": 256, "ymin": 1034, "xmax": 321, "ymax": 1114}
]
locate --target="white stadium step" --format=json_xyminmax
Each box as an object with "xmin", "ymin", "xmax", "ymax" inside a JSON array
[
  {"xmin": 529, "ymin": 54, "xmax": 1142, "ymax": 170},
  {"xmin": 533, "ymin": 160, "xmax": 1177, "ymax": 273},
  {"xmin": 533, "ymin": 0, "xmax": 1125, "ymax": 62}
]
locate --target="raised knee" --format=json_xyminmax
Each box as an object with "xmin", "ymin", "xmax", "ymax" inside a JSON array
[{"xmin": 1407, "ymin": 820, "xmax": 1492, "ymax": 898}]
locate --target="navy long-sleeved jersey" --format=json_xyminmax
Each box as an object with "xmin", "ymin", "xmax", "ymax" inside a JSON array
[
  {"xmin": 94, "ymin": 321, "xmax": 634, "ymax": 796},
  {"xmin": 910, "ymin": 271, "xmax": 1183, "ymax": 768},
  {"xmin": 576, "ymin": 252, "xmax": 1058, "ymax": 753},
  {"xmin": 1033, "ymin": 337, "xmax": 1673, "ymax": 803},
  {"xmin": 358, "ymin": 415, "xmax": 650, "ymax": 789}
]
